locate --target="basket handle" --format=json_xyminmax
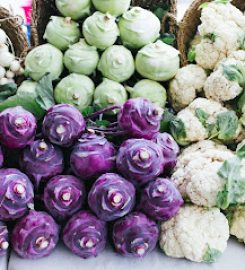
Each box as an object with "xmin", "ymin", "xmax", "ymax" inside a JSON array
[
  {"xmin": 162, "ymin": 12, "xmax": 178, "ymax": 34},
  {"xmin": 0, "ymin": 15, "xmax": 24, "ymax": 26}
]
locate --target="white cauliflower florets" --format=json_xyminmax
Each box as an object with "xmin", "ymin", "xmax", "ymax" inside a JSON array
[
  {"xmin": 204, "ymin": 56, "xmax": 244, "ymax": 102},
  {"xmin": 172, "ymin": 140, "xmax": 235, "ymax": 207},
  {"xmin": 194, "ymin": 2, "xmax": 245, "ymax": 70},
  {"xmin": 171, "ymin": 97, "xmax": 243, "ymax": 145},
  {"xmin": 230, "ymin": 208, "xmax": 245, "ymax": 243},
  {"xmin": 160, "ymin": 205, "xmax": 229, "ymax": 263},
  {"xmin": 169, "ymin": 64, "xmax": 207, "ymax": 111}
]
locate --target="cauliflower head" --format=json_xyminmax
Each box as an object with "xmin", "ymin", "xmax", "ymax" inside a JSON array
[
  {"xmin": 170, "ymin": 98, "xmax": 240, "ymax": 145},
  {"xmin": 160, "ymin": 205, "xmax": 229, "ymax": 263},
  {"xmin": 172, "ymin": 140, "xmax": 245, "ymax": 208},
  {"xmin": 169, "ymin": 64, "xmax": 207, "ymax": 111},
  {"xmin": 193, "ymin": 1, "xmax": 245, "ymax": 70},
  {"xmin": 204, "ymin": 55, "xmax": 245, "ymax": 102},
  {"xmin": 229, "ymin": 208, "xmax": 245, "ymax": 243}
]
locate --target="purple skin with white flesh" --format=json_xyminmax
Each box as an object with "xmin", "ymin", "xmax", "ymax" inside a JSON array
[
  {"xmin": 0, "ymin": 106, "xmax": 37, "ymax": 149},
  {"xmin": 0, "ymin": 146, "xmax": 3, "ymax": 168},
  {"xmin": 20, "ymin": 139, "xmax": 64, "ymax": 190},
  {"xmin": 42, "ymin": 104, "xmax": 86, "ymax": 147},
  {"xmin": 116, "ymin": 139, "xmax": 164, "ymax": 188},
  {"xmin": 113, "ymin": 212, "xmax": 159, "ymax": 258},
  {"xmin": 70, "ymin": 132, "xmax": 116, "ymax": 181},
  {"xmin": 88, "ymin": 173, "xmax": 136, "ymax": 221},
  {"xmin": 63, "ymin": 211, "xmax": 107, "ymax": 259},
  {"xmin": 0, "ymin": 222, "xmax": 9, "ymax": 256},
  {"xmin": 11, "ymin": 211, "xmax": 59, "ymax": 259},
  {"xmin": 139, "ymin": 178, "xmax": 183, "ymax": 221},
  {"xmin": 154, "ymin": 133, "xmax": 179, "ymax": 172},
  {"xmin": 44, "ymin": 175, "xmax": 86, "ymax": 221},
  {"xmin": 0, "ymin": 168, "xmax": 34, "ymax": 221},
  {"xmin": 118, "ymin": 98, "xmax": 162, "ymax": 140}
]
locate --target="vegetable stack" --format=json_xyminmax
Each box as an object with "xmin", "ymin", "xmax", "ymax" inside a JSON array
[{"xmin": 0, "ymin": 0, "xmax": 244, "ymax": 266}]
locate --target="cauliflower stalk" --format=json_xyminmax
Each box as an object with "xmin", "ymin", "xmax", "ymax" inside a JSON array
[
  {"xmin": 189, "ymin": 0, "xmax": 245, "ymax": 70},
  {"xmin": 170, "ymin": 98, "xmax": 240, "ymax": 146},
  {"xmin": 169, "ymin": 64, "xmax": 207, "ymax": 111},
  {"xmin": 160, "ymin": 205, "xmax": 229, "ymax": 263},
  {"xmin": 204, "ymin": 53, "xmax": 245, "ymax": 102},
  {"xmin": 172, "ymin": 140, "xmax": 245, "ymax": 208}
]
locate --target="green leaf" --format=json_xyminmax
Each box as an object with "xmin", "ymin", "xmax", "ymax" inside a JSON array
[
  {"xmin": 203, "ymin": 245, "xmax": 222, "ymax": 263},
  {"xmin": 216, "ymin": 111, "xmax": 239, "ymax": 141},
  {"xmin": 151, "ymin": 3, "xmax": 169, "ymax": 21},
  {"xmin": 214, "ymin": 0, "xmax": 230, "ymax": 4},
  {"xmin": 238, "ymin": 90, "xmax": 245, "ymax": 113},
  {"xmin": 35, "ymin": 74, "xmax": 55, "ymax": 111},
  {"xmin": 82, "ymin": 106, "xmax": 94, "ymax": 117},
  {"xmin": 95, "ymin": 119, "xmax": 110, "ymax": 127},
  {"xmin": 187, "ymin": 46, "xmax": 196, "ymax": 63},
  {"xmin": 170, "ymin": 118, "xmax": 189, "ymax": 146},
  {"xmin": 222, "ymin": 63, "xmax": 245, "ymax": 88},
  {"xmin": 239, "ymin": 35, "xmax": 245, "ymax": 50},
  {"xmin": 203, "ymin": 33, "xmax": 217, "ymax": 43},
  {"xmin": 217, "ymin": 156, "xmax": 245, "ymax": 209},
  {"xmin": 0, "ymin": 83, "xmax": 17, "ymax": 102},
  {"xmin": 199, "ymin": 2, "xmax": 209, "ymax": 9},
  {"xmin": 236, "ymin": 141, "xmax": 245, "ymax": 159},
  {"xmin": 195, "ymin": 108, "xmax": 209, "ymax": 127},
  {"xmin": 160, "ymin": 110, "xmax": 176, "ymax": 132},
  {"xmin": 160, "ymin": 33, "xmax": 176, "ymax": 46}
]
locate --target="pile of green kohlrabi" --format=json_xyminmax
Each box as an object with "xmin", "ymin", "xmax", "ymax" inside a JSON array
[{"xmin": 0, "ymin": 0, "xmax": 244, "ymax": 265}]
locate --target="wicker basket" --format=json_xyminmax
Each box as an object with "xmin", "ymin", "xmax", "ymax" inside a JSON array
[
  {"xmin": 177, "ymin": 0, "xmax": 245, "ymax": 66},
  {"xmin": 31, "ymin": 0, "xmax": 177, "ymax": 47},
  {"xmin": 0, "ymin": 7, "xmax": 28, "ymax": 58}
]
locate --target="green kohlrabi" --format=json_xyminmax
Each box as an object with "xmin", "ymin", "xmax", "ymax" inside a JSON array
[
  {"xmin": 64, "ymin": 39, "xmax": 99, "ymax": 76},
  {"xmin": 126, "ymin": 79, "xmax": 166, "ymax": 108},
  {"xmin": 54, "ymin": 73, "xmax": 95, "ymax": 112},
  {"xmin": 44, "ymin": 16, "xmax": 81, "ymax": 51}
]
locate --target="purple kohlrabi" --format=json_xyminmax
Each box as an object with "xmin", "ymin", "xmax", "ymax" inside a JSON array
[
  {"xmin": 139, "ymin": 178, "xmax": 183, "ymax": 221},
  {"xmin": 113, "ymin": 212, "xmax": 159, "ymax": 258},
  {"xmin": 44, "ymin": 175, "xmax": 86, "ymax": 221},
  {"xmin": 0, "ymin": 168, "xmax": 34, "ymax": 221},
  {"xmin": 63, "ymin": 211, "xmax": 107, "ymax": 259},
  {"xmin": 0, "ymin": 222, "xmax": 9, "ymax": 256},
  {"xmin": 118, "ymin": 98, "xmax": 162, "ymax": 140},
  {"xmin": 42, "ymin": 104, "xmax": 86, "ymax": 147},
  {"xmin": 116, "ymin": 139, "xmax": 164, "ymax": 187},
  {"xmin": 0, "ymin": 106, "xmax": 37, "ymax": 149},
  {"xmin": 20, "ymin": 139, "xmax": 64, "ymax": 190},
  {"xmin": 70, "ymin": 132, "xmax": 116, "ymax": 181},
  {"xmin": 154, "ymin": 133, "xmax": 179, "ymax": 172},
  {"xmin": 11, "ymin": 211, "xmax": 59, "ymax": 259},
  {"xmin": 0, "ymin": 146, "xmax": 3, "ymax": 168},
  {"xmin": 88, "ymin": 173, "xmax": 135, "ymax": 221}
]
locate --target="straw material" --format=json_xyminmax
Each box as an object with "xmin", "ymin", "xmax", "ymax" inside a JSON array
[
  {"xmin": 0, "ymin": 7, "xmax": 28, "ymax": 58},
  {"xmin": 31, "ymin": 0, "xmax": 177, "ymax": 47},
  {"xmin": 178, "ymin": 0, "xmax": 245, "ymax": 66}
]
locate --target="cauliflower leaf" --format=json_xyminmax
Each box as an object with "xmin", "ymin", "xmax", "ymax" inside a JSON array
[
  {"xmin": 187, "ymin": 46, "xmax": 196, "ymax": 63},
  {"xmin": 195, "ymin": 108, "xmax": 209, "ymax": 127},
  {"xmin": 217, "ymin": 156, "xmax": 245, "ymax": 209},
  {"xmin": 236, "ymin": 141, "xmax": 245, "ymax": 158},
  {"xmin": 222, "ymin": 63, "xmax": 245, "ymax": 88},
  {"xmin": 170, "ymin": 118, "xmax": 188, "ymax": 146},
  {"xmin": 202, "ymin": 245, "xmax": 222, "ymax": 263}
]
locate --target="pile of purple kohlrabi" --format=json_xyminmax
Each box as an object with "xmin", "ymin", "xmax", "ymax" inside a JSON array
[{"xmin": 0, "ymin": 98, "xmax": 182, "ymax": 260}]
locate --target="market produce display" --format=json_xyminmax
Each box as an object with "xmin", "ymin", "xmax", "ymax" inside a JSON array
[{"xmin": 0, "ymin": 0, "xmax": 244, "ymax": 266}]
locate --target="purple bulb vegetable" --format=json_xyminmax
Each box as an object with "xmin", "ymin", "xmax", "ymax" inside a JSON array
[
  {"xmin": 113, "ymin": 212, "xmax": 159, "ymax": 258},
  {"xmin": 88, "ymin": 173, "xmax": 135, "ymax": 221},
  {"xmin": 118, "ymin": 98, "xmax": 162, "ymax": 140},
  {"xmin": 154, "ymin": 133, "xmax": 179, "ymax": 172},
  {"xmin": 20, "ymin": 140, "xmax": 64, "ymax": 189},
  {"xmin": 63, "ymin": 211, "xmax": 107, "ymax": 259},
  {"xmin": 44, "ymin": 175, "xmax": 86, "ymax": 221},
  {"xmin": 0, "ymin": 168, "xmax": 34, "ymax": 221},
  {"xmin": 70, "ymin": 132, "xmax": 116, "ymax": 181},
  {"xmin": 0, "ymin": 222, "xmax": 9, "ymax": 256},
  {"xmin": 0, "ymin": 146, "xmax": 3, "ymax": 168},
  {"xmin": 116, "ymin": 139, "xmax": 164, "ymax": 187},
  {"xmin": 139, "ymin": 178, "xmax": 183, "ymax": 221},
  {"xmin": 0, "ymin": 106, "xmax": 36, "ymax": 149},
  {"xmin": 42, "ymin": 104, "xmax": 86, "ymax": 147},
  {"xmin": 11, "ymin": 211, "xmax": 59, "ymax": 259}
]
